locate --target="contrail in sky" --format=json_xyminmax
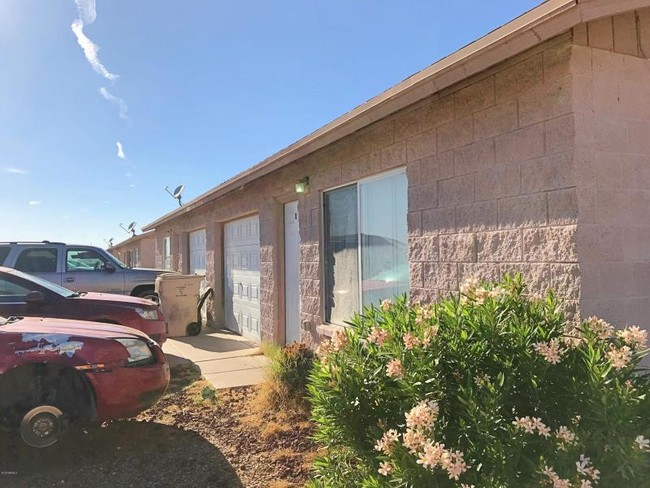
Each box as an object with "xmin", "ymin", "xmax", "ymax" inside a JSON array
[
  {"xmin": 70, "ymin": 0, "xmax": 118, "ymax": 81},
  {"xmin": 99, "ymin": 87, "xmax": 129, "ymax": 121}
]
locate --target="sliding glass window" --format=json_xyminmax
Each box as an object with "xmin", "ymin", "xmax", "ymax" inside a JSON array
[{"xmin": 323, "ymin": 169, "xmax": 408, "ymax": 324}]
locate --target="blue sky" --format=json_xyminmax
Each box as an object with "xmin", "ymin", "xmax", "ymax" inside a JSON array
[{"xmin": 0, "ymin": 0, "xmax": 540, "ymax": 248}]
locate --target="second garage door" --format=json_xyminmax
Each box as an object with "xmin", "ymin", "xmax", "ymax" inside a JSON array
[{"xmin": 224, "ymin": 215, "xmax": 261, "ymax": 342}]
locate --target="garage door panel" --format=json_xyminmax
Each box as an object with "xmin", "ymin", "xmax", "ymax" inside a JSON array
[{"xmin": 224, "ymin": 216, "xmax": 261, "ymax": 342}]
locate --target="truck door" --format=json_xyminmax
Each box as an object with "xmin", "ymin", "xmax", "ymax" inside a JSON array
[
  {"xmin": 63, "ymin": 247, "xmax": 126, "ymax": 294},
  {"xmin": 12, "ymin": 247, "xmax": 62, "ymax": 287}
]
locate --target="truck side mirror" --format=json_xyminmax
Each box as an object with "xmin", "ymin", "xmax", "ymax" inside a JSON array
[{"xmin": 103, "ymin": 262, "xmax": 116, "ymax": 273}]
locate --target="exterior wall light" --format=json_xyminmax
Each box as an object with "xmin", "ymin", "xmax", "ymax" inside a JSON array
[{"xmin": 295, "ymin": 177, "xmax": 310, "ymax": 194}]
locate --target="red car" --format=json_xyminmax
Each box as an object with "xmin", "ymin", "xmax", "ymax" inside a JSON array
[
  {"xmin": 0, "ymin": 315, "xmax": 170, "ymax": 447},
  {"xmin": 0, "ymin": 266, "xmax": 167, "ymax": 344}
]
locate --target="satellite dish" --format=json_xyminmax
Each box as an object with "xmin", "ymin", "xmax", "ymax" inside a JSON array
[
  {"xmin": 104, "ymin": 237, "xmax": 114, "ymax": 247},
  {"xmin": 164, "ymin": 184, "xmax": 185, "ymax": 207},
  {"xmin": 119, "ymin": 222, "xmax": 137, "ymax": 236}
]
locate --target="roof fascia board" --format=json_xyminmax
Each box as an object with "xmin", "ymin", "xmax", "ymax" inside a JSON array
[{"xmin": 144, "ymin": 0, "xmax": 648, "ymax": 231}]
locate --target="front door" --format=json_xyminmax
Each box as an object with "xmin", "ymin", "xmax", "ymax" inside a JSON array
[{"xmin": 284, "ymin": 201, "xmax": 301, "ymax": 344}]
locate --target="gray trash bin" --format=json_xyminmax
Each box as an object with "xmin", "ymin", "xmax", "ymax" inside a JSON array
[{"xmin": 155, "ymin": 273, "xmax": 204, "ymax": 337}]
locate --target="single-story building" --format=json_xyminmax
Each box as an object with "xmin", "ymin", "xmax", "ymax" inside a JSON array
[
  {"xmin": 142, "ymin": 0, "xmax": 650, "ymax": 346},
  {"xmin": 108, "ymin": 231, "xmax": 157, "ymax": 269}
]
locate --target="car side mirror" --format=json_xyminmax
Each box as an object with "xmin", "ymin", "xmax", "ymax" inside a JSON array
[
  {"xmin": 104, "ymin": 262, "xmax": 116, "ymax": 273},
  {"xmin": 25, "ymin": 291, "xmax": 46, "ymax": 305}
]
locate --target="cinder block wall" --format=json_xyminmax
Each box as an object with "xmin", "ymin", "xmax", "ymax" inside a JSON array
[
  {"xmin": 153, "ymin": 9, "xmax": 650, "ymax": 344},
  {"xmin": 573, "ymin": 10, "xmax": 650, "ymax": 326}
]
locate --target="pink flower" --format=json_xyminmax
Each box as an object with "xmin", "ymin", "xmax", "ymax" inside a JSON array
[
  {"xmin": 374, "ymin": 429, "xmax": 399, "ymax": 454},
  {"xmin": 403, "ymin": 332, "xmax": 420, "ymax": 350},
  {"xmin": 586, "ymin": 316, "xmax": 614, "ymax": 340},
  {"xmin": 474, "ymin": 373, "xmax": 491, "ymax": 388},
  {"xmin": 402, "ymin": 428, "xmax": 426, "ymax": 453},
  {"xmin": 618, "ymin": 326, "xmax": 648, "ymax": 348},
  {"xmin": 367, "ymin": 326, "xmax": 389, "ymax": 347},
  {"xmin": 405, "ymin": 400, "xmax": 439, "ymax": 430},
  {"xmin": 512, "ymin": 416, "xmax": 550, "ymax": 437},
  {"xmin": 331, "ymin": 329, "xmax": 348, "ymax": 352},
  {"xmin": 635, "ymin": 435, "xmax": 650, "ymax": 451},
  {"xmin": 378, "ymin": 461, "xmax": 393, "ymax": 476},
  {"xmin": 576, "ymin": 455, "xmax": 600, "ymax": 481},
  {"xmin": 606, "ymin": 345, "xmax": 632, "ymax": 369},
  {"xmin": 415, "ymin": 305, "xmax": 434, "ymax": 325},
  {"xmin": 416, "ymin": 441, "xmax": 446, "ymax": 469},
  {"xmin": 555, "ymin": 425, "xmax": 576, "ymax": 449},
  {"xmin": 533, "ymin": 339, "xmax": 564, "ymax": 364},
  {"xmin": 386, "ymin": 359, "xmax": 404, "ymax": 379}
]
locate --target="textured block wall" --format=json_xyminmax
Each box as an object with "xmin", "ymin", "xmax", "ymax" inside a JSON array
[
  {"xmin": 401, "ymin": 35, "xmax": 579, "ymax": 310},
  {"xmin": 574, "ymin": 9, "xmax": 650, "ymax": 327}
]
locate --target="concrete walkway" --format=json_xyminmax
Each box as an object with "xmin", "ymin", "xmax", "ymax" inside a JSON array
[{"xmin": 162, "ymin": 328, "xmax": 268, "ymax": 389}]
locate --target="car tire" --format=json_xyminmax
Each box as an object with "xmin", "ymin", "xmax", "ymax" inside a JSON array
[
  {"xmin": 136, "ymin": 289, "xmax": 159, "ymax": 304},
  {"xmin": 20, "ymin": 405, "xmax": 65, "ymax": 448}
]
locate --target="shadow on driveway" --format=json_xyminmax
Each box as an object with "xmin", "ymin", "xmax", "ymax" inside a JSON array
[
  {"xmin": 0, "ymin": 419, "xmax": 244, "ymax": 488},
  {"xmin": 169, "ymin": 328, "xmax": 258, "ymax": 355}
]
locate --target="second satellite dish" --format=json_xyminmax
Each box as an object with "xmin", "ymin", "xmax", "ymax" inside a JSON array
[
  {"xmin": 119, "ymin": 222, "xmax": 137, "ymax": 236},
  {"xmin": 164, "ymin": 184, "xmax": 185, "ymax": 206}
]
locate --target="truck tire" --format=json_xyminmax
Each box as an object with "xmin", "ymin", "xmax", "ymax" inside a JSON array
[{"xmin": 136, "ymin": 288, "xmax": 159, "ymax": 304}]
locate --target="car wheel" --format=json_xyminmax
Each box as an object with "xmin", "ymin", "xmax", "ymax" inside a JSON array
[
  {"xmin": 20, "ymin": 405, "xmax": 65, "ymax": 448},
  {"xmin": 137, "ymin": 289, "xmax": 159, "ymax": 304}
]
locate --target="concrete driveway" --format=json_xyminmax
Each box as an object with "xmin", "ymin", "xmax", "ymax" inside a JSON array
[{"xmin": 162, "ymin": 328, "xmax": 268, "ymax": 389}]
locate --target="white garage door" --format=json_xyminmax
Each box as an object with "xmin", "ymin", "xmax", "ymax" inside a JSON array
[
  {"xmin": 189, "ymin": 229, "xmax": 206, "ymax": 275},
  {"xmin": 224, "ymin": 216, "xmax": 261, "ymax": 342}
]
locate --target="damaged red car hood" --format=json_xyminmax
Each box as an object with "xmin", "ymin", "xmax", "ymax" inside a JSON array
[{"xmin": 1, "ymin": 316, "xmax": 149, "ymax": 341}]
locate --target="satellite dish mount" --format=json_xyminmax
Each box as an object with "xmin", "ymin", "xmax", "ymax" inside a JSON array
[
  {"xmin": 164, "ymin": 184, "xmax": 185, "ymax": 207},
  {"xmin": 119, "ymin": 222, "xmax": 137, "ymax": 237}
]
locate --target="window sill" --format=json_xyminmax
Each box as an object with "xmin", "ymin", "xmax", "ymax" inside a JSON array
[{"xmin": 316, "ymin": 323, "xmax": 347, "ymax": 338}]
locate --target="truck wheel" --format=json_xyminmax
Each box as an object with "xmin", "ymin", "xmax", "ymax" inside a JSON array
[
  {"xmin": 137, "ymin": 289, "xmax": 159, "ymax": 304},
  {"xmin": 20, "ymin": 405, "xmax": 65, "ymax": 448}
]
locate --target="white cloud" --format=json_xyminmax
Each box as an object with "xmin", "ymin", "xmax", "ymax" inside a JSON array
[
  {"xmin": 28, "ymin": 200, "xmax": 42, "ymax": 206},
  {"xmin": 99, "ymin": 87, "xmax": 129, "ymax": 121},
  {"xmin": 3, "ymin": 167, "xmax": 30, "ymax": 175},
  {"xmin": 116, "ymin": 141, "xmax": 125, "ymax": 159},
  {"xmin": 74, "ymin": 0, "xmax": 96, "ymax": 24},
  {"xmin": 71, "ymin": 20, "xmax": 118, "ymax": 81}
]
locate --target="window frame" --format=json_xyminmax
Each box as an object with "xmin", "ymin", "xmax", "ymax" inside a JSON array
[{"xmin": 321, "ymin": 167, "xmax": 408, "ymax": 324}]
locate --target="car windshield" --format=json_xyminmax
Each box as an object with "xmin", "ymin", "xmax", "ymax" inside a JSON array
[{"xmin": 9, "ymin": 269, "xmax": 76, "ymax": 298}]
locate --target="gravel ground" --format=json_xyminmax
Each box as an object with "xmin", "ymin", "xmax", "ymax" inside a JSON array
[{"xmin": 0, "ymin": 363, "xmax": 317, "ymax": 487}]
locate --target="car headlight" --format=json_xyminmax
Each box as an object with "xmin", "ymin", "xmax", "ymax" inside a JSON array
[
  {"xmin": 134, "ymin": 307, "xmax": 159, "ymax": 320},
  {"xmin": 115, "ymin": 338, "xmax": 153, "ymax": 364}
]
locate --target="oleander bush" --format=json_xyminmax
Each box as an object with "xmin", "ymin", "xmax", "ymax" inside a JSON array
[{"xmin": 307, "ymin": 275, "xmax": 650, "ymax": 487}]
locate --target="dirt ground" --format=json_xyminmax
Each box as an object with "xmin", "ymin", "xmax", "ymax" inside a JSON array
[{"xmin": 0, "ymin": 363, "xmax": 318, "ymax": 487}]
